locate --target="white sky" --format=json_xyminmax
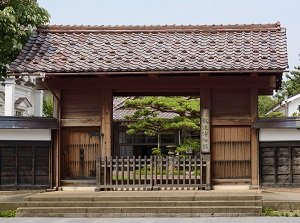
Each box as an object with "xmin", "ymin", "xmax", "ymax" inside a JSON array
[{"xmin": 37, "ymin": 0, "xmax": 300, "ymax": 72}]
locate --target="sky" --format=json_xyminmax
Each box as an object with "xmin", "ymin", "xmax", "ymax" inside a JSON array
[{"xmin": 37, "ymin": 0, "xmax": 300, "ymax": 73}]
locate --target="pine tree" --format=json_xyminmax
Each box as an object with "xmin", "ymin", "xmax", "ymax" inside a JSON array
[{"xmin": 124, "ymin": 97, "xmax": 200, "ymax": 155}]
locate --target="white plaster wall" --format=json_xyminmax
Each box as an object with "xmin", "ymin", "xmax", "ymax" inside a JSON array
[
  {"xmin": 0, "ymin": 80, "xmax": 35, "ymax": 116},
  {"xmin": 0, "ymin": 129, "xmax": 51, "ymax": 141},
  {"xmin": 15, "ymin": 84, "xmax": 34, "ymax": 116},
  {"xmin": 259, "ymin": 128, "xmax": 300, "ymax": 141},
  {"xmin": 288, "ymin": 97, "xmax": 300, "ymax": 116}
]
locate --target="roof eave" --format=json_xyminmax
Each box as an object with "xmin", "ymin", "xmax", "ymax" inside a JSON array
[{"xmin": 9, "ymin": 69, "xmax": 289, "ymax": 76}]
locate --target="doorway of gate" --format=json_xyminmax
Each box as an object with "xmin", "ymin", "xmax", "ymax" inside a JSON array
[
  {"xmin": 61, "ymin": 127, "xmax": 100, "ymax": 186},
  {"xmin": 211, "ymin": 126, "xmax": 251, "ymax": 185}
]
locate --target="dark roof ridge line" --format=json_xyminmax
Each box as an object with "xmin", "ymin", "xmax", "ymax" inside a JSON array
[{"xmin": 37, "ymin": 23, "xmax": 282, "ymax": 33}]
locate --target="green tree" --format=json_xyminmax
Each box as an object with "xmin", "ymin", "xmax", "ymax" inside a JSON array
[
  {"xmin": 0, "ymin": 0, "xmax": 50, "ymax": 77},
  {"xmin": 124, "ymin": 97, "xmax": 200, "ymax": 154},
  {"xmin": 275, "ymin": 57, "xmax": 300, "ymax": 101},
  {"xmin": 43, "ymin": 95, "xmax": 53, "ymax": 117},
  {"xmin": 258, "ymin": 96, "xmax": 278, "ymax": 118}
]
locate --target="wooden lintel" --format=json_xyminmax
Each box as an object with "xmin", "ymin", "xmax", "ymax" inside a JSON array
[
  {"xmin": 147, "ymin": 73, "xmax": 159, "ymax": 78},
  {"xmin": 61, "ymin": 118, "xmax": 101, "ymax": 127},
  {"xmin": 36, "ymin": 75, "xmax": 277, "ymax": 97},
  {"xmin": 211, "ymin": 118, "xmax": 251, "ymax": 126},
  {"xmin": 96, "ymin": 74, "xmax": 108, "ymax": 78},
  {"xmin": 199, "ymin": 73, "xmax": 209, "ymax": 77},
  {"xmin": 251, "ymin": 73, "xmax": 258, "ymax": 77},
  {"xmin": 48, "ymin": 75, "xmax": 59, "ymax": 79}
]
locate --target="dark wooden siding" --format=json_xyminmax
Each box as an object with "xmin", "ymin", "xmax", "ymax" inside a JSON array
[
  {"xmin": 61, "ymin": 89, "xmax": 101, "ymax": 119},
  {"xmin": 212, "ymin": 89, "xmax": 250, "ymax": 119},
  {"xmin": 0, "ymin": 141, "xmax": 51, "ymax": 189},
  {"xmin": 260, "ymin": 142, "xmax": 300, "ymax": 187}
]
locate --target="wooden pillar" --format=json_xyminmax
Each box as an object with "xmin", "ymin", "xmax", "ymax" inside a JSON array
[
  {"xmin": 200, "ymin": 86, "xmax": 212, "ymax": 190},
  {"xmin": 250, "ymin": 88, "xmax": 259, "ymax": 187},
  {"xmin": 53, "ymin": 90, "xmax": 61, "ymax": 190},
  {"xmin": 100, "ymin": 89, "xmax": 113, "ymax": 158}
]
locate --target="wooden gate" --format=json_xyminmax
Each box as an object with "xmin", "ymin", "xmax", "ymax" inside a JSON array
[
  {"xmin": 62, "ymin": 128, "xmax": 99, "ymax": 179},
  {"xmin": 95, "ymin": 155, "xmax": 208, "ymax": 190},
  {"xmin": 211, "ymin": 126, "xmax": 251, "ymax": 182}
]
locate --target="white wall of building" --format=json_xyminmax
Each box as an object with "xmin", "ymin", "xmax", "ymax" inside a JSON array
[
  {"xmin": 0, "ymin": 129, "xmax": 51, "ymax": 141},
  {"xmin": 267, "ymin": 94, "xmax": 300, "ymax": 117},
  {"xmin": 0, "ymin": 76, "xmax": 45, "ymax": 117},
  {"xmin": 259, "ymin": 128, "xmax": 300, "ymax": 141}
]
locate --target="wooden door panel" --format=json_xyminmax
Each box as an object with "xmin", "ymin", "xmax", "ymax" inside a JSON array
[
  {"xmin": 63, "ymin": 128, "xmax": 99, "ymax": 179},
  {"xmin": 212, "ymin": 126, "xmax": 251, "ymax": 179}
]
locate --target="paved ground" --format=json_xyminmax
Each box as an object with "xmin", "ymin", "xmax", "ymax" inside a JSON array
[
  {"xmin": 1, "ymin": 189, "xmax": 300, "ymax": 222},
  {"xmin": 1, "ymin": 217, "xmax": 300, "ymax": 223},
  {"xmin": 1, "ymin": 188, "xmax": 300, "ymax": 203}
]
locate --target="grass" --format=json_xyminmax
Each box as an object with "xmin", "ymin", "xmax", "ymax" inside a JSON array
[
  {"xmin": 0, "ymin": 210, "xmax": 16, "ymax": 218},
  {"xmin": 263, "ymin": 207, "xmax": 300, "ymax": 217}
]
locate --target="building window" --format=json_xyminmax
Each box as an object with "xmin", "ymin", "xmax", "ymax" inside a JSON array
[
  {"xmin": 15, "ymin": 110, "xmax": 23, "ymax": 117},
  {"xmin": 119, "ymin": 132, "xmax": 133, "ymax": 143},
  {"xmin": 120, "ymin": 146, "xmax": 133, "ymax": 156}
]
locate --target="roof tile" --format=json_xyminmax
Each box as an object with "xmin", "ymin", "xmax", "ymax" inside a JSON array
[{"xmin": 9, "ymin": 23, "xmax": 288, "ymax": 74}]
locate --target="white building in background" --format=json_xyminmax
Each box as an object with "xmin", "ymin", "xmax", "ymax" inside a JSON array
[
  {"xmin": 267, "ymin": 93, "xmax": 300, "ymax": 117},
  {"xmin": 0, "ymin": 76, "xmax": 44, "ymax": 117}
]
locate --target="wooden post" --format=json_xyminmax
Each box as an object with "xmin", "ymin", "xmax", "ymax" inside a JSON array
[
  {"xmin": 204, "ymin": 154, "xmax": 211, "ymax": 190},
  {"xmin": 98, "ymin": 88, "xmax": 113, "ymax": 188},
  {"xmin": 200, "ymin": 86, "xmax": 212, "ymax": 190},
  {"xmin": 250, "ymin": 87, "xmax": 259, "ymax": 188},
  {"xmin": 99, "ymin": 89, "xmax": 113, "ymax": 157},
  {"xmin": 53, "ymin": 90, "xmax": 61, "ymax": 190}
]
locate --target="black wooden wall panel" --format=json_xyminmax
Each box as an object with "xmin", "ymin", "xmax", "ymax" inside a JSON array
[
  {"xmin": 0, "ymin": 141, "xmax": 51, "ymax": 189},
  {"xmin": 260, "ymin": 142, "xmax": 300, "ymax": 187}
]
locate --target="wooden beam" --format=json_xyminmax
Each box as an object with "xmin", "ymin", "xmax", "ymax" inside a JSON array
[
  {"xmin": 96, "ymin": 74, "xmax": 109, "ymax": 78},
  {"xmin": 100, "ymin": 89, "xmax": 113, "ymax": 158},
  {"xmin": 38, "ymin": 75, "xmax": 277, "ymax": 92},
  {"xmin": 250, "ymin": 88, "xmax": 259, "ymax": 188},
  {"xmin": 147, "ymin": 73, "xmax": 159, "ymax": 78},
  {"xmin": 61, "ymin": 118, "xmax": 101, "ymax": 127},
  {"xmin": 211, "ymin": 117, "xmax": 251, "ymax": 126}
]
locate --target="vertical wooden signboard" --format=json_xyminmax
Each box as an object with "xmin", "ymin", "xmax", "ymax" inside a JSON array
[{"xmin": 201, "ymin": 108, "xmax": 210, "ymax": 153}]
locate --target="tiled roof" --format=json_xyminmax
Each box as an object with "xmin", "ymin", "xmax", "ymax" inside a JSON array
[
  {"xmin": 0, "ymin": 117, "xmax": 57, "ymax": 129},
  {"xmin": 253, "ymin": 117, "xmax": 300, "ymax": 129},
  {"xmin": 9, "ymin": 23, "xmax": 288, "ymax": 74}
]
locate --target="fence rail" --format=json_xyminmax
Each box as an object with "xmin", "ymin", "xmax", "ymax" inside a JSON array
[{"xmin": 95, "ymin": 155, "xmax": 209, "ymax": 191}]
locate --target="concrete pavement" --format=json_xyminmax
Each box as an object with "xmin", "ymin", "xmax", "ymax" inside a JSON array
[{"xmin": 1, "ymin": 217, "xmax": 300, "ymax": 223}]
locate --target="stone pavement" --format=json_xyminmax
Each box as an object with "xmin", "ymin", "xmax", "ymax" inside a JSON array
[
  {"xmin": 1, "ymin": 217, "xmax": 300, "ymax": 223},
  {"xmin": 1, "ymin": 189, "xmax": 300, "ymax": 221}
]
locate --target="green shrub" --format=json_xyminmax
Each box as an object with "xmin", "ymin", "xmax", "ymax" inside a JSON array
[
  {"xmin": 263, "ymin": 207, "xmax": 274, "ymax": 216},
  {"xmin": 0, "ymin": 210, "xmax": 16, "ymax": 218}
]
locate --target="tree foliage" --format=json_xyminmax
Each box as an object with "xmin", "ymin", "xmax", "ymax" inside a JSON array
[
  {"xmin": 275, "ymin": 57, "xmax": 300, "ymax": 101},
  {"xmin": 258, "ymin": 96, "xmax": 278, "ymax": 118},
  {"xmin": 0, "ymin": 0, "xmax": 50, "ymax": 77},
  {"xmin": 42, "ymin": 95, "xmax": 53, "ymax": 117},
  {"xmin": 124, "ymin": 97, "xmax": 200, "ymax": 154}
]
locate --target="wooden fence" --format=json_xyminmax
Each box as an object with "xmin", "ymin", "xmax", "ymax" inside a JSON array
[{"xmin": 95, "ymin": 155, "xmax": 209, "ymax": 191}]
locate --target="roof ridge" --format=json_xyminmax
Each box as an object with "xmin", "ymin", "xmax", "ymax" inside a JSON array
[{"xmin": 38, "ymin": 22, "xmax": 282, "ymax": 33}]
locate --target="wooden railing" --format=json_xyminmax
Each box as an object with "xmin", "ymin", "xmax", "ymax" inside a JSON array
[{"xmin": 95, "ymin": 155, "xmax": 209, "ymax": 191}]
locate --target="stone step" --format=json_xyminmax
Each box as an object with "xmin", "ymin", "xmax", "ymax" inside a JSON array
[
  {"xmin": 20, "ymin": 200, "xmax": 262, "ymax": 207},
  {"xmin": 16, "ymin": 206, "xmax": 262, "ymax": 217},
  {"xmin": 25, "ymin": 195, "xmax": 262, "ymax": 202},
  {"xmin": 17, "ymin": 191, "xmax": 263, "ymax": 217}
]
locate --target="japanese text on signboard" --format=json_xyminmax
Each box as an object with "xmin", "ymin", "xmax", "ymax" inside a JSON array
[{"xmin": 201, "ymin": 108, "xmax": 210, "ymax": 153}]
